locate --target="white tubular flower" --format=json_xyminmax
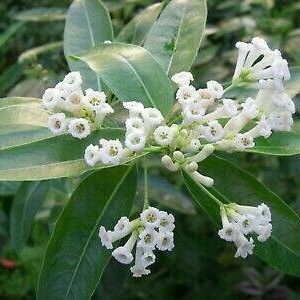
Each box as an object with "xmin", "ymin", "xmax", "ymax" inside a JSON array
[
  {"xmin": 254, "ymin": 58, "xmax": 290, "ymax": 81},
  {"xmin": 48, "ymin": 113, "xmax": 68, "ymax": 135},
  {"xmin": 171, "ymin": 71, "xmax": 194, "ymax": 87},
  {"xmin": 114, "ymin": 217, "xmax": 132, "ymax": 235},
  {"xmin": 188, "ymin": 144, "xmax": 215, "ymax": 163},
  {"xmin": 216, "ymin": 138, "xmax": 235, "ymax": 152},
  {"xmin": 255, "ymin": 223, "xmax": 272, "ymax": 242},
  {"xmin": 137, "ymin": 228, "xmax": 158, "ymax": 251},
  {"xmin": 140, "ymin": 207, "xmax": 160, "ymax": 228},
  {"xmin": 94, "ymin": 102, "xmax": 114, "ymax": 124},
  {"xmin": 190, "ymin": 171, "xmax": 214, "ymax": 187},
  {"xmin": 68, "ymin": 118, "xmax": 91, "ymax": 139},
  {"xmin": 244, "ymin": 116, "xmax": 272, "ymax": 139},
  {"xmin": 182, "ymin": 102, "xmax": 205, "ymax": 124},
  {"xmin": 154, "ymin": 126, "xmax": 175, "ymax": 146},
  {"xmin": 99, "ymin": 139, "xmax": 124, "ymax": 165},
  {"xmin": 250, "ymin": 49, "xmax": 282, "ymax": 74},
  {"xmin": 112, "ymin": 231, "xmax": 138, "ymax": 264},
  {"xmin": 257, "ymin": 203, "xmax": 272, "ymax": 225},
  {"xmin": 233, "ymin": 133, "xmax": 255, "ymax": 150},
  {"xmin": 141, "ymin": 251, "xmax": 156, "ymax": 267},
  {"xmin": 62, "ymin": 71, "xmax": 83, "ymax": 92},
  {"xmin": 125, "ymin": 117, "xmax": 144, "ymax": 133},
  {"xmin": 142, "ymin": 108, "xmax": 164, "ymax": 129},
  {"xmin": 200, "ymin": 120, "xmax": 225, "ymax": 142},
  {"xmin": 159, "ymin": 211, "xmax": 175, "ymax": 232},
  {"xmin": 55, "ymin": 82, "xmax": 69, "ymax": 98},
  {"xmin": 65, "ymin": 89, "xmax": 84, "ymax": 113},
  {"xmin": 99, "ymin": 226, "xmax": 119, "ymax": 250},
  {"xmin": 241, "ymin": 98, "xmax": 258, "ymax": 119},
  {"xmin": 197, "ymin": 88, "xmax": 215, "ymax": 108},
  {"xmin": 234, "ymin": 235, "xmax": 255, "ymax": 259},
  {"xmin": 42, "ymin": 88, "xmax": 62, "ymax": 110},
  {"xmin": 130, "ymin": 247, "xmax": 151, "ymax": 277},
  {"xmin": 233, "ymin": 42, "xmax": 253, "ymax": 79},
  {"xmin": 156, "ymin": 231, "xmax": 174, "ymax": 251},
  {"xmin": 172, "ymin": 150, "xmax": 185, "ymax": 163},
  {"xmin": 184, "ymin": 161, "xmax": 198, "ymax": 173},
  {"xmin": 268, "ymin": 112, "xmax": 293, "ymax": 131},
  {"xmin": 206, "ymin": 80, "xmax": 224, "ymax": 99},
  {"xmin": 201, "ymin": 99, "xmax": 238, "ymax": 123},
  {"xmin": 176, "ymin": 85, "xmax": 197, "ymax": 106},
  {"xmin": 123, "ymin": 101, "xmax": 145, "ymax": 118},
  {"xmin": 84, "ymin": 144, "xmax": 100, "ymax": 167},
  {"xmin": 218, "ymin": 207, "xmax": 239, "ymax": 242},
  {"xmin": 83, "ymin": 88, "xmax": 106, "ymax": 110},
  {"xmin": 186, "ymin": 139, "xmax": 201, "ymax": 153},
  {"xmin": 234, "ymin": 213, "xmax": 258, "ymax": 235},
  {"xmin": 161, "ymin": 155, "xmax": 180, "ymax": 172},
  {"xmin": 125, "ymin": 130, "xmax": 146, "ymax": 152},
  {"xmin": 245, "ymin": 37, "xmax": 270, "ymax": 67}
]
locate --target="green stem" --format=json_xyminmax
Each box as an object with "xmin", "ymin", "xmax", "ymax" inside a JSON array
[{"xmin": 143, "ymin": 161, "xmax": 149, "ymax": 210}]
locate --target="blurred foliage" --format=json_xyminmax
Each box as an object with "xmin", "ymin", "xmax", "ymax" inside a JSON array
[{"xmin": 0, "ymin": 0, "xmax": 300, "ymax": 299}]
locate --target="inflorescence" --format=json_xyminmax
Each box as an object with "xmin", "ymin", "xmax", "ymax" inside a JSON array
[{"xmin": 41, "ymin": 37, "xmax": 295, "ymax": 275}]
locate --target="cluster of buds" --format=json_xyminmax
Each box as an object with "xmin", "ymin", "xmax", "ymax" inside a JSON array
[
  {"xmin": 42, "ymin": 72, "xmax": 113, "ymax": 139},
  {"xmin": 99, "ymin": 207, "xmax": 175, "ymax": 277},
  {"xmin": 218, "ymin": 203, "xmax": 272, "ymax": 258}
]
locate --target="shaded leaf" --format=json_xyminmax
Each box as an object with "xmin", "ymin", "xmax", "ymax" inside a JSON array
[{"xmin": 14, "ymin": 8, "xmax": 66, "ymax": 22}]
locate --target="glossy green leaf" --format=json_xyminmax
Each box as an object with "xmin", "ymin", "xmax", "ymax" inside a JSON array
[
  {"xmin": 183, "ymin": 155, "xmax": 300, "ymax": 277},
  {"xmin": 286, "ymin": 66, "xmax": 300, "ymax": 98},
  {"xmin": 10, "ymin": 181, "xmax": 50, "ymax": 250},
  {"xmin": 37, "ymin": 165, "xmax": 137, "ymax": 300},
  {"xmin": 144, "ymin": 0, "xmax": 207, "ymax": 75},
  {"xmin": 244, "ymin": 132, "xmax": 300, "ymax": 156},
  {"xmin": 117, "ymin": 3, "xmax": 163, "ymax": 45},
  {"xmin": 77, "ymin": 43, "xmax": 174, "ymax": 115},
  {"xmin": 64, "ymin": 0, "xmax": 113, "ymax": 90},
  {"xmin": 14, "ymin": 8, "xmax": 66, "ymax": 22}
]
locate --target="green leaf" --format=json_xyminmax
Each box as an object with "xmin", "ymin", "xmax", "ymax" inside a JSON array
[
  {"xmin": 0, "ymin": 182, "xmax": 21, "ymax": 196},
  {"xmin": 117, "ymin": 3, "xmax": 163, "ymax": 45},
  {"xmin": 77, "ymin": 43, "xmax": 174, "ymax": 115},
  {"xmin": 183, "ymin": 155, "xmax": 300, "ymax": 277},
  {"xmin": 286, "ymin": 66, "xmax": 300, "ymax": 98},
  {"xmin": 144, "ymin": 0, "xmax": 207, "ymax": 75},
  {"xmin": 0, "ymin": 97, "xmax": 41, "ymax": 109},
  {"xmin": 37, "ymin": 165, "xmax": 137, "ymax": 300},
  {"xmin": 245, "ymin": 132, "xmax": 300, "ymax": 156},
  {"xmin": 64, "ymin": 0, "xmax": 113, "ymax": 90},
  {"xmin": 10, "ymin": 181, "xmax": 50, "ymax": 250},
  {"xmin": 0, "ymin": 22, "xmax": 23, "ymax": 51},
  {"xmin": 14, "ymin": 8, "xmax": 66, "ymax": 22},
  {"xmin": 0, "ymin": 64, "xmax": 23, "ymax": 97}
]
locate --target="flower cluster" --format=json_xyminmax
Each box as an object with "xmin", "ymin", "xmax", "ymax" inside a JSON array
[
  {"xmin": 218, "ymin": 203, "xmax": 272, "ymax": 258},
  {"xmin": 42, "ymin": 72, "xmax": 113, "ymax": 138},
  {"xmin": 99, "ymin": 207, "xmax": 175, "ymax": 277}
]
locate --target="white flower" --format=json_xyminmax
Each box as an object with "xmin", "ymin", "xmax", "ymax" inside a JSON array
[
  {"xmin": 62, "ymin": 71, "xmax": 83, "ymax": 91},
  {"xmin": 84, "ymin": 144, "xmax": 100, "ymax": 166},
  {"xmin": 206, "ymin": 80, "xmax": 224, "ymax": 99},
  {"xmin": 153, "ymin": 126, "xmax": 175, "ymax": 146},
  {"xmin": 257, "ymin": 203, "xmax": 272, "ymax": 225},
  {"xmin": 268, "ymin": 112, "xmax": 293, "ymax": 131},
  {"xmin": 125, "ymin": 117, "xmax": 144, "ymax": 133},
  {"xmin": 99, "ymin": 226, "xmax": 116, "ymax": 250},
  {"xmin": 137, "ymin": 228, "xmax": 158, "ymax": 251},
  {"xmin": 200, "ymin": 120, "xmax": 224, "ymax": 142},
  {"xmin": 186, "ymin": 139, "xmax": 201, "ymax": 152},
  {"xmin": 140, "ymin": 207, "xmax": 160, "ymax": 228},
  {"xmin": 234, "ymin": 133, "xmax": 255, "ymax": 150},
  {"xmin": 176, "ymin": 85, "xmax": 197, "ymax": 106},
  {"xmin": 65, "ymin": 89, "xmax": 84, "ymax": 113},
  {"xmin": 99, "ymin": 139, "xmax": 124, "ymax": 165},
  {"xmin": 244, "ymin": 116, "xmax": 272, "ymax": 138},
  {"xmin": 241, "ymin": 98, "xmax": 258, "ymax": 119},
  {"xmin": 159, "ymin": 211, "xmax": 175, "ymax": 232},
  {"xmin": 156, "ymin": 231, "xmax": 174, "ymax": 251},
  {"xmin": 190, "ymin": 171, "xmax": 214, "ymax": 187},
  {"xmin": 141, "ymin": 108, "xmax": 164, "ymax": 129},
  {"xmin": 197, "ymin": 88, "xmax": 215, "ymax": 108},
  {"xmin": 83, "ymin": 88, "xmax": 106, "ymax": 110},
  {"xmin": 48, "ymin": 113, "xmax": 68, "ymax": 135},
  {"xmin": 94, "ymin": 102, "xmax": 114, "ymax": 123},
  {"xmin": 42, "ymin": 88, "xmax": 62, "ymax": 110},
  {"xmin": 182, "ymin": 102, "xmax": 205, "ymax": 124},
  {"xmin": 233, "ymin": 41, "xmax": 253, "ymax": 79},
  {"xmin": 234, "ymin": 235, "xmax": 255, "ymax": 258},
  {"xmin": 218, "ymin": 225, "xmax": 240, "ymax": 242},
  {"xmin": 114, "ymin": 217, "xmax": 132, "ymax": 234},
  {"xmin": 236, "ymin": 214, "xmax": 258, "ymax": 235},
  {"xmin": 68, "ymin": 118, "xmax": 91, "ymax": 139},
  {"xmin": 188, "ymin": 144, "xmax": 215, "ymax": 163},
  {"xmin": 161, "ymin": 155, "xmax": 180, "ymax": 172},
  {"xmin": 171, "ymin": 71, "xmax": 194, "ymax": 87},
  {"xmin": 141, "ymin": 251, "xmax": 156, "ymax": 267},
  {"xmin": 123, "ymin": 101, "xmax": 144, "ymax": 117},
  {"xmin": 125, "ymin": 130, "xmax": 146, "ymax": 152},
  {"xmin": 130, "ymin": 247, "xmax": 150, "ymax": 277},
  {"xmin": 55, "ymin": 82, "xmax": 69, "ymax": 98},
  {"xmin": 112, "ymin": 232, "xmax": 138, "ymax": 264},
  {"xmin": 255, "ymin": 223, "xmax": 272, "ymax": 242},
  {"xmin": 183, "ymin": 161, "xmax": 198, "ymax": 173}
]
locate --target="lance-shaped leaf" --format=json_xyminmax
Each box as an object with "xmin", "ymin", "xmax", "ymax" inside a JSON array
[
  {"xmin": 37, "ymin": 165, "xmax": 137, "ymax": 300},
  {"xmin": 244, "ymin": 132, "xmax": 300, "ymax": 156},
  {"xmin": 14, "ymin": 7, "xmax": 66, "ymax": 22},
  {"xmin": 144, "ymin": 0, "xmax": 207, "ymax": 75},
  {"xmin": 0, "ymin": 97, "xmax": 42, "ymax": 109},
  {"xmin": 10, "ymin": 181, "xmax": 50, "ymax": 250},
  {"xmin": 76, "ymin": 43, "xmax": 174, "ymax": 115},
  {"xmin": 117, "ymin": 3, "xmax": 163, "ymax": 45},
  {"xmin": 183, "ymin": 155, "xmax": 300, "ymax": 277},
  {"xmin": 64, "ymin": 0, "xmax": 113, "ymax": 90}
]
